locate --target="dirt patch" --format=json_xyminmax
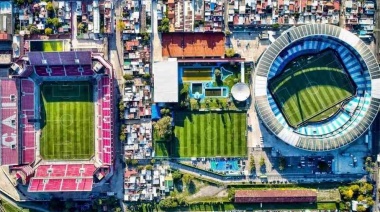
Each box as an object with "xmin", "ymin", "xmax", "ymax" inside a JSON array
[{"xmin": 187, "ymin": 185, "xmax": 226, "ymax": 200}]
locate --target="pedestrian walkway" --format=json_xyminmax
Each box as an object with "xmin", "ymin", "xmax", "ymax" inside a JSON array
[{"xmin": 152, "ymin": 0, "xmax": 163, "ymax": 62}]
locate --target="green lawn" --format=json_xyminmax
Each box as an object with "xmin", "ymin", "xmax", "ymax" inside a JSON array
[
  {"xmin": 165, "ymin": 111, "xmax": 246, "ymax": 157},
  {"xmin": 268, "ymin": 50, "xmax": 356, "ymax": 128},
  {"xmin": 170, "ymin": 202, "xmax": 338, "ymax": 211},
  {"xmin": 40, "ymin": 81, "xmax": 94, "ymax": 160},
  {"xmin": 30, "ymin": 40, "xmax": 64, "ymax": 52},
  {"xmin": 1, "ymin": 200, "xmax": 29, "ymax": 212},
  {"xmin": 182, "ymin": 68, "xmax": 212, "ymax": 81}
]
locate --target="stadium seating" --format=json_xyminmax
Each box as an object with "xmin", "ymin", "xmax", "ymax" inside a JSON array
[
  {"xmin": 97, "ymin": 76, "xmax": 113, "ymax": 164},
  {"xmin": 50, "ymin": 66, "xmax": 65, "ymax": 76},
  {"xmin": 21, "ymin": 79, "xmax": 35, "ymax": 164},
  {"xmin": 29, "ymin": 177, "xmax": 94, "ymax": 192},
  {"xmin": 0, "ymin": 79, "xmax": 19, "ymax": 165},
  {"xmin": 28, "ymin": 163, "xmax": 96, "ymax": 192},
  {"xmin": 28, "ymin": 52, "xmax": 95, "ymax": 76}
]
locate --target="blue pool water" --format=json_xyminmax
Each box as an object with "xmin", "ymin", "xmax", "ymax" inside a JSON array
[{"xmin": 211, "ymin": 160, "xmax": 239, "ymax": 171}]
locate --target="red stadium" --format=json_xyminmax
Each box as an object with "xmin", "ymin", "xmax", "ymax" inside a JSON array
[{"xmin": 2, "ymin": 51, "xmax": 114, "ymax": 193}]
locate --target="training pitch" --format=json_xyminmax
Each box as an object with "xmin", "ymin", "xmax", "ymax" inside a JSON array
[
  {"xmin": 40, "ymin": 81, "xmax": 94, "ymax": 160},
  {"xmin": 30, "ymin": 40, "xmax": 64, "ymax": 52},
  {"xmin": 171, "ymin": 111, "xmax": 247, "ymax": 157},
  {"xmin": 182, "ymin": 68, "xmax": 212, "ymax": 81},
  {"xmin": 269, "ymin": 50, "xmax": 356, "ymax": 128}
]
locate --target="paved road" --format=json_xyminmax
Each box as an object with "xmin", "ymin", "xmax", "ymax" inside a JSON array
[
  {"xmin": 167, "ymin": 161, "xmax": 363, "ymax": 184},
  {"xmin": 152, "ymin": 0, "xmax": 162, "ymax": 62},
  {"xmin": 108, "ymin": 0, "xmax": 124, "ymax": 201},
  {"xmin": 375, "ymin": 0, "xmax": 380, "ymax": 61}
]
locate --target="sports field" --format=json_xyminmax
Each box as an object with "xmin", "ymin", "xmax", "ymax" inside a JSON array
[
  {"xmin": 182, "ymin": 68, "xmax": 212, "ymax": 81},
  {"xmin": 172, "ymin": 111, "xmax": 247, "ymax": 157},
  {"xmin": 269, "ymin": 50, "xmax": 356, "ymax": 128},
  {"xmin": 30, "ymin": 40, "xmax": 64, "ymax": 52},
  {"xmin": 40, "ymin": 81, "xmax": 94, "ymax": 160}
]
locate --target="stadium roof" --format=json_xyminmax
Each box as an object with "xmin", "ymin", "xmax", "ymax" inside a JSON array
[
  {"xmin": 231, "ymin": 83, "xmax": 250, "ymax": 101},
  {"xmin": 153, "ymin": 59, "xmax": 178, "ymax": 103},
  {"xmin": 28, "ymin": 51, "xmax": 92, "ymax": 66},
  {"xmin": 254, "ymin": 24, "xmax": 380, "ymax": 151},
  {"xmin": 234, "ymin": 190, "xmax": 317, "ymax": 203},
  {"xmin": 162, "ymin": 33, "xmax": 225, "ymax": 58}
]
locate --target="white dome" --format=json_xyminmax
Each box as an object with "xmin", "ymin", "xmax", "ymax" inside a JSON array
[{"xmin": 231, "ymin": 83, "xmax": 250, "ymax": 101}]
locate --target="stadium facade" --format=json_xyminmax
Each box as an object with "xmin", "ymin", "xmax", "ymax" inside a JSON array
[
  {"xmin": 254, "ymin": 24, "xmax": 380, "ymax": 151},
  {"xmin": 0, "ymin": 51, "xmax": 114, "ymax": 192}
]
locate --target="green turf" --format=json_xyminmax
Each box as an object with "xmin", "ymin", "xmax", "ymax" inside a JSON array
[
  {"xmin": 171, "ymin": 111, "xmax": 247, "ymax": 157},
  {"xmin": 30, "ymin": 40, "xmax": 63, "ymax": 52},
  {"xmin": 183, "ymin": 68, "xmax": 212, "ymax": 81},
  {"xmin": 268, "ymin": 50, "xmax": 356, "ymax": 128},
  {"xmin": 40, "ymin": 81, "xmax": 94, "ymax": 160}
]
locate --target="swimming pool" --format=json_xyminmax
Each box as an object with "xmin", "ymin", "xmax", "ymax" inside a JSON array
[{"xmin": 211, "ymin": 160, "xmax": 239, "ymax": 171}]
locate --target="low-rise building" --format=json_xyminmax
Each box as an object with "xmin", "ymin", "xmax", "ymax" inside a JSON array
[{"xmin": 124, "ymin": 165, "xmax": 173, "ymax": 201}]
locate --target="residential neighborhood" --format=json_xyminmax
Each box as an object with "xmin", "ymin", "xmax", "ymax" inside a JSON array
[{"xmin": 0, "ymin": 0, "xmax": 378, "ymax": 211}]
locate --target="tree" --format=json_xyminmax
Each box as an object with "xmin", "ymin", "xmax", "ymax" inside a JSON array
[
  {"xmin": 119, "ymin": 133, "xmax": 126, "ymax": 142},
  {"xmin": 357, "ymin": 195, "xmax": 365, "ymax": 201},
  {"xmin": 180, "ymin": 83, "xmax": 190, "ymax": 96},
  {"xmin": 123, "ymin": 74, "xmax": 133, "ymax": 81},
  {"xmin": 228, "ymin": 189, "xmax": 235, "ymax": 201},
  {"xmin": 46, "ymin": 2, "xmax": 54, "ymax": 12},
  {"xmin": 214, "ymin": 69, "xmax": 221, "ymax": 77},
  {"xmin": 145, "ymin": 165, "xmax": 153, "ymax": 170},
  {"xmin": 78, "ymin": 22, "xmax": 86, "ymax": 33},
  {"xmin": 225, "ymin": 48, "xmax": 235, "ymax": 58},
  {"xmin": 160, "ymin": 108, "xmax": 170, "ymax": 116},
  {"xmin": 119, "ymin": 100, "xmax": 125, "ymax": 112},
  {"xmin": 158, "ymin": 198, "xmax": 178, "ymax": 209},
  {"xmin": 142, "ymin": 73, "xmax": 150, "ymax": 79},
  {"xmin": 28, "ymin": 25, "xmax": 39, "ymax": 34},
  {"xmin": 278, "ymin": 157, "xmax": 286, "ymax": 171},
  {"xmin": 183, "ymin": 174, "xmax": 194, "ymax": 185},
  {"xmin": 150, "ymin": 159, "xmax": 156, "ymax": 164},
  {"xmin": 350, "ymin": 184, "xmax": 360, "ymax": 193},
  {"xmin": 154, "ymin": 116, "xmax": 172, "ymax": 140},
  {"xmin": 172, "ymin": 170, "xmax": 182, "ymax": 181},
  {"xmin": 366, "ymin": 197, "xmax": 374, "ymax": 206},
  {"xmin": 117, "ymin": 20, "xmax": 125, "ymax": 31},
  {"xmin": 272, "ymin": 23, "xmax": 280, "ymax": 29},
  {"xmin": 357, "ymin": 206, "xmax": 367, "ymax": 212},
  {"xmin": 45, "ymin": 27, "xmax": 53, "ymax": 35},
  {"xmin": 341, "ymin": 189, "xmax": 354, "ymax": 200},
  {"xmin": 47, "ymin": 17, "xmax": 61, "ymax": 28},
  {"xmin": 141, "ymin": 32, "xmax": 150, "ymax": 42},
  {"xmin": 249, "ymin": 155, "xmax": 256, "ymax": 172},
  {"xmin": 158, "ymin": 18, "xmax": 170, "ymax": 33},
  {"xmin": 259, "ymin": 157, "xmax": 265, "ymax": 167},
  {"xmin": 359, "ymin": 183, "xmax": 373, "ymax": 195},
  {"xmin": 131, "ymin": 159, "xmax": 138, "ymax": 166},
  {"xmin": 125, "ymin": 158, "xmax": 138, "ymax": 166}
]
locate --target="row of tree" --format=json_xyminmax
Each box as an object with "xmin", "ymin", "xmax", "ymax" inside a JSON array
[{"xmin": 339, "ymin": 182, "xmax": 374, "ymax": 208}]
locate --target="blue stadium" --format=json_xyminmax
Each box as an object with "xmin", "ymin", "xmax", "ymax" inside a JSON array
[{"xmin": 254, "ymin": 24, "xmax": 380, "ymax": 151}]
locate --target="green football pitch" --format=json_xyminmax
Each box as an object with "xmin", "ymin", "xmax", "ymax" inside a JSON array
[
  {"xmin": 30, "ymin": 40, "xmax": 64, "ymax": 52},
  {"xmin": 269, "ymin": 50, "xmax": 356, "ymax": 128},
  {"xmin": 40, "ymin": 81, "xmax": 94, "ymax": 160},
  {"xmin": 167, "ymin": 111, "xmax": 247, "ymax": 157}
]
